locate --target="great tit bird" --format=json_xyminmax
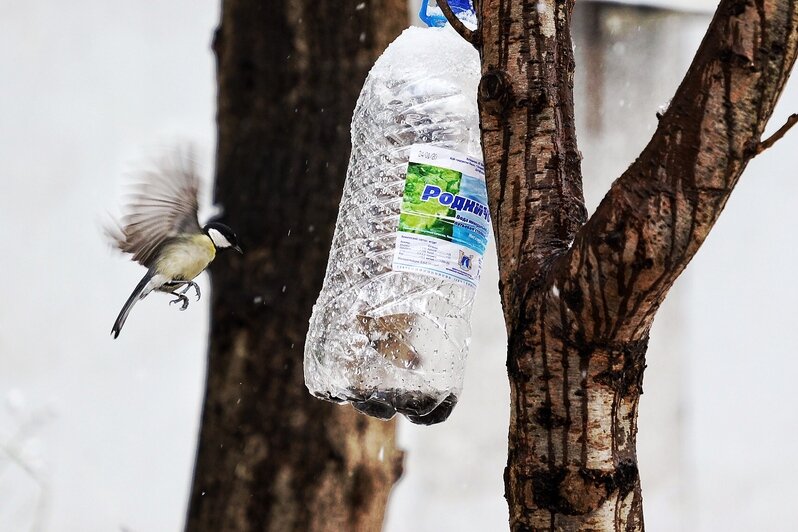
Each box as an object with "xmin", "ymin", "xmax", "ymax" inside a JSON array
[{"xmin": 109, "ymin": 151, "xmax": 242, "ymax": 338}]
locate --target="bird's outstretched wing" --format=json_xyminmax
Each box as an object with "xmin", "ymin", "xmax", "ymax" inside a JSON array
[{"xmin": 109, "ymin": 148, "xmax": 203, "ymax": 268}]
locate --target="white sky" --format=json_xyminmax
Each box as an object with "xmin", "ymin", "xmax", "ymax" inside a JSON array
[{"xmin": 592, "ymin": 0, "xmax": 718, "ymax": 13}]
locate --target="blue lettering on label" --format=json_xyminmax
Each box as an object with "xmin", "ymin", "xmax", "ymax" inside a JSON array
[
  {"xmin": 419, "ymin": 187, "xmax": 491, "ymax": 223},
  {"xmin": 421, "ymin": 185, "xmax": 442, "ymax": 201}
]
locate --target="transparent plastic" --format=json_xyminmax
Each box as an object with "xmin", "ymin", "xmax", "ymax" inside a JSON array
[{"xmin": 304, "ymin": 25, "xmax": 482, "ymax": 425}]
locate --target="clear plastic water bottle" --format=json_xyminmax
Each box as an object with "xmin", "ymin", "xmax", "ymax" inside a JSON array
[{"xmin": 304, "ymin": 4, "xmax": 485, "ymax": 425}]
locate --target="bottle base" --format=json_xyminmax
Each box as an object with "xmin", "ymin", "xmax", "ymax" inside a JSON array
[
  {"xmin": 402, "ymin": 393, "xmax": 458, "ymax": 425},
  {"xmin": 311, "ymin": 391, "xmax": 347, "ymax": 404},
  {"xmin": 320, "ymin": 388, "xmax": 459, "ymax": 425}
]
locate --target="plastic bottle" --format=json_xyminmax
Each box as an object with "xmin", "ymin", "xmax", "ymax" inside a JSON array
[{"xmin": 304, "ymin": 3, "xmax": 485, "ymax": 425}]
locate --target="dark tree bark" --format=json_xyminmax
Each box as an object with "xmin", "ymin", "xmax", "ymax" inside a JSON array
[
  {"xmin": 441, "ymin": 0, "xmax": 798, "ymax": 529},
  {"xmin": 186, "ymin": 1, "xmax": 407, "ymax": 530}
]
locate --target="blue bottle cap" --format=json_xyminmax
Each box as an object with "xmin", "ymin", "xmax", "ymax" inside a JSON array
[{"xmin": 419, "ymin": 0, "xmax": 474, "ymax": 28}]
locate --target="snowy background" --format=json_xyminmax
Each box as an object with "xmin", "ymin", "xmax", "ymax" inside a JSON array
[{"xmin": 3, "ymin": 1, "xmax": 798, "ymax": 531}]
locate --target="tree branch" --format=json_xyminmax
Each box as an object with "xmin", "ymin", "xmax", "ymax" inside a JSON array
[
  {"xmin": 438, "ymin": 0, "xmax": 480, "ymax": 47},
  {"xmin": 555, "ymin": 0, "xmax": 798, "ymax": 343},
  {"xmin": 479, "ymin": 0, "xmax": 586, "ymax": 322},
  {"xmin": 758, "ymin": 113, "xmax": 798, "ymax": 154},
  {"xmin": 480, "ymin": 1, "xmax": 798, "ymax": 529}
]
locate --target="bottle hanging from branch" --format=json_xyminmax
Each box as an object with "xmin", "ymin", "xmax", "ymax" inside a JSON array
[{"xmin": 304, "ymin": 1, "xmax": 485, "ymax": 425}]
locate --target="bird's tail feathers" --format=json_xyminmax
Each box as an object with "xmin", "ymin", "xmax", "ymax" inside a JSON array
[{"xmin": 111, "ymin": 271, "xmax": 156, "ymax": 339}]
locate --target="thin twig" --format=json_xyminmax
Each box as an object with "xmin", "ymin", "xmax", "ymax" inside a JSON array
[
  {"xmin": 438, "ymin": 0, "xmax": 480, "ymax": 47},
  {"xmin": 758, "ymin": 113, "xmax": 798, "ymax": 153}
]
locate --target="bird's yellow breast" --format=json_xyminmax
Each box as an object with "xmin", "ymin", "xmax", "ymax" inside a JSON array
[{"xmin": 156, "ymin": 234, "xmax": 216, "ymax": 281}]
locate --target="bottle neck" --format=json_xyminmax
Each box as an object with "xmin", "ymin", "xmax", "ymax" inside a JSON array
[{"xmin": 418, "ymin": 0, "xmax": 473, "ymax": 28}]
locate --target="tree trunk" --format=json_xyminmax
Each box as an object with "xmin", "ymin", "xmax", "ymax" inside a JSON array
[
  {"xmin": 186, "ymin": 1, "xmax": 407, "ymax": 531},
  {"xmin": 437, "ymin": 0, "xmax": 798, "ymax": 529}
]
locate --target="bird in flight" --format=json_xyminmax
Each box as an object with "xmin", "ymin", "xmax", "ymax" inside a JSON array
[{"xmin": 108, "ymin": 149, "xmax": 242, "ymax": 338}]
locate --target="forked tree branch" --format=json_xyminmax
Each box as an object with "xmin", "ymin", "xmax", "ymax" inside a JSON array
[
  {"xmin": 553, "ymin": 0, "xmax": 798, "ymax": 344},
  {"xmin": 438, "ymin": 0, "xmax": 480, "ymax": 47},
  {"xmin": 470, "ymin": 0, "xmax": 798, "ymax": 529}
]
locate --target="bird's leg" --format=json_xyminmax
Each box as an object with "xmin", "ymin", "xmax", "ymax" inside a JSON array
[
  {"xmin": 169, "ymin": 292, "xmax": 190, "ymax": 311},
  {"xmin": 179, "ymin": 281, "xmax": 201, "ymax": 301},
  {"xmin": 169, "ymin": 280, "xmax": 201, "ymax": 301}
]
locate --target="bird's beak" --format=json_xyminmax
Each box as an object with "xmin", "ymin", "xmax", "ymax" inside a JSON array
[{"xmin": 233, "ymin": 245, "xmax": 243, "ymax": 254}]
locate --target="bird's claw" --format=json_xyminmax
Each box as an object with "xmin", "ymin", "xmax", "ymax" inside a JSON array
[
  {"xmin": 170, "ymin": 294, "xmax": 190, "ymax": 311},
  {"xmin": 180, "ymin": 281, "xmax": 201, "ymax": 301}
]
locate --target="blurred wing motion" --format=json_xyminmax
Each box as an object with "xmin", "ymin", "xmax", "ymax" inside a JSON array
[{"xmin": 108, "ymin": 148, "xmax": 202, "ymax": 267}]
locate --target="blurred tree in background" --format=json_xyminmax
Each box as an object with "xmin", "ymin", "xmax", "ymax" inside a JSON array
[{"xmin": 186, "ymin": 1, "xmax": 406, "ymax": 530}]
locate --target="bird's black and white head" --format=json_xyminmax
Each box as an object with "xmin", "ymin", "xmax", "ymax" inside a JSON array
[{"xmin": 203, "ymin": 222, "xmax": 243, "ymax": 253}]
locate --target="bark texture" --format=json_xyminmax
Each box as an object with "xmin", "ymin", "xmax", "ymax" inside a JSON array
[
  {"xmin": 450, "ymin": 0, "xmax": 798, "ymax": 529},
  {"xmin": 186, "ymin": 1, "xmax": 406, "ymax": 531}
]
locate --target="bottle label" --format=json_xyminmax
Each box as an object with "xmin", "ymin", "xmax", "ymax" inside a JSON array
[{"xmin": 392, "ymin": 145, "xmax": 490, "ymax": 288}]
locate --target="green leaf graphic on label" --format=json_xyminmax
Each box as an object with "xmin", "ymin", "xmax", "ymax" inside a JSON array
[{"xmin": 399, "ymin": 162, "xmax": 461, "ymax": 240}]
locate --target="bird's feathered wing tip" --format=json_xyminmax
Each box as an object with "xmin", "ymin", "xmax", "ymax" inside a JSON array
[
  {"xmin": 103, "ymin": 214, "xmax": 126, "ymax": 254},
  {"xmin": 109, "ymin": 146, "xmax": 204, "ymax": 268}
]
